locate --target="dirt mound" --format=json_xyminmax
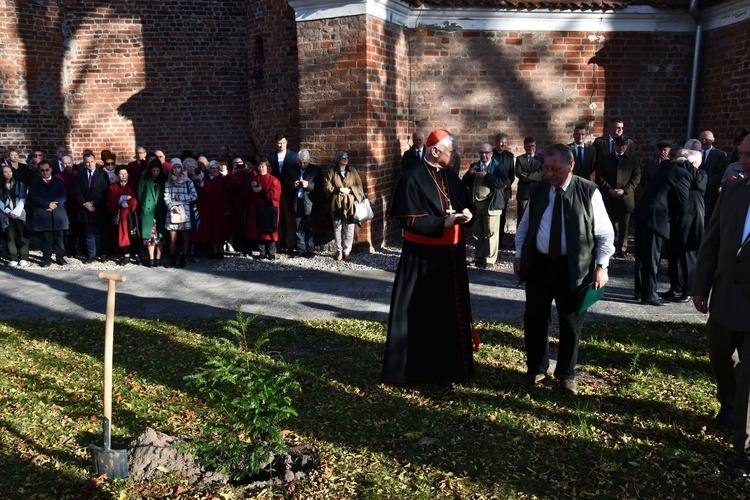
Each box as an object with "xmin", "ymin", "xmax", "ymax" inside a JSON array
[{"xmin": 127, "ymin": 428, "xmax": 316, "ymax": 491}]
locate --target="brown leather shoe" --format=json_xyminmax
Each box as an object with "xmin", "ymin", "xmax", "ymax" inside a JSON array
[
  {"xmin": 519, "ymin": 372, "xmax": 546, "ymax": 387},
  {"xmin": 335, "ymin": 252, "xmax": 343, "ymax": 261},
  {"xmin": 559, "ymin": 379, "xmax": 578, "ymax": 395}
]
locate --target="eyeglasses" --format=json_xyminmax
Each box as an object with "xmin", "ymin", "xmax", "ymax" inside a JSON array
[
  {"xmin": 341, "ymin": 156, "xmax": 349, "ymax": 160},
  {"xmin": 105, "ymin": 162, "xmax": 115, "ymax": 166}
]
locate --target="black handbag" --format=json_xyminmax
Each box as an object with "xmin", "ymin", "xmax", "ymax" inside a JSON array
[
  {"xmin": 256, "ymin": 204, "xmax": 278, "ymax": 234},
  {"xmin": 127, "ymin": 211, "xmax": 140, "ymax": 238}
]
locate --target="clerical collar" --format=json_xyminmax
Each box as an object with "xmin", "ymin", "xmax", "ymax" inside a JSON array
[{"xmin": 424, "ymin": 158, "xmax": 442, "ymax": 171}]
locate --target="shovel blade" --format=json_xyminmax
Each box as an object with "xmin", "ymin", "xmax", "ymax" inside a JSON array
[{"xmin": 89, "ymin": 443, "xmax": 129, "ymax": 479}]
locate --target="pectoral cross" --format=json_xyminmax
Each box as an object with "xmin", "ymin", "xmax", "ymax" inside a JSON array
[{"xmin": 446, "ymin": 204, "xmax": 456, "ymax": 215}]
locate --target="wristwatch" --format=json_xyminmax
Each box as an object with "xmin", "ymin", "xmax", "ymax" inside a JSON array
[{"xmin": 596, "ymin": 264, "xmax": 608, "ymax": 270}]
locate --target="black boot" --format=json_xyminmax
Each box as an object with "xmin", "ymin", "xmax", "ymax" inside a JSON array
[
  {"xmin": 178, "ymin": 255, "xmax": 187, "ymax": 268},
  {"xmin": 169, "ymin": 254, "xmax": 177, "ymax": 268}
]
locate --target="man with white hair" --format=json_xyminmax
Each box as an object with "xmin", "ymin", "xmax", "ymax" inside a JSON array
[
  {"xmin": 699, "ymin": 130, "xmax": 728, "ymax": 218},
  {"xmin": 283, "ymin": 149, "xmax": 321, "ymax": 258},
  {"xmin": 384, "ymin": 129, "xmax": 477, "ymax": 387}
]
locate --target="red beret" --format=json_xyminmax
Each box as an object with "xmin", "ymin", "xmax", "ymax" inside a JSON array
[{"xmin": 425, "ymin": 129, "xmax": 451, "ymax": 147}]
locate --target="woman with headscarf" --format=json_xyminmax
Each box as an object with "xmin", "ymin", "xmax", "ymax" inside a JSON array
[
  {"xmin": 138, "ymin": 158, "xmax": 167, "ymax": 267},
  {"xmin": 1, "ymin": 165, "xmax": 29, "ymax": 266},
  {"xmin": 323, "ymin": 150, "xmax": 363, "ymax": 261},
  {"xmin": 164, "ymin": 158, "xmax": 198, "ymax": 268},
  {"xmin": 106, "ymin": 166, "xmax": 139, "ymax": 265}
]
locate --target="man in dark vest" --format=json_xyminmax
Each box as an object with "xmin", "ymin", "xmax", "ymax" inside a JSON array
[{"xmin": 514, "ymin": 144, "xmax": 615, "ymax": 395}]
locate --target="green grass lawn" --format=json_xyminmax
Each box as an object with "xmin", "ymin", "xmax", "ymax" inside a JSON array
[{"xmin": 0, "ymin": 318, "xmax": 744, "ymax": 498}]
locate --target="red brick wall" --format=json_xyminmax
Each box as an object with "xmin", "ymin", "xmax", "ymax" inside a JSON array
[
  {"xmin": 698, "ymin": 17, "xmax": 750, "ymax": 155},
  {"xmin": 0, "ymin": 1, "xmax": 250, "ymax": 163},
  {"xmin": 247, "ymin": 0, "xmax": 300, "ymax": 157},
  {"xmin": 296, "ymin": 15, "xmax": 411, "ymax": 247},
  {"xmin": 408, "ymin": 29, "xmax": 694, "ymax": 159}
]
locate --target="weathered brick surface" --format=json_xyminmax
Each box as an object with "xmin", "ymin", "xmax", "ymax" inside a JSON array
[
  {"xmin": 697, "ymin": 17, "xmax": 750, "ymax": 153},
  {"xmin": 0, "ymin": 0, "xmax": 251, "ymax": 163}
]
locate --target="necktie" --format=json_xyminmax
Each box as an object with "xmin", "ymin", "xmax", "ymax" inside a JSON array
[
  {"xmin": 549, "ymin": 188, "xmax": 563, "ymax": 261},
  {"xmin": 44, "ymin": 178, "xmax": 50, "ymax": 185},
  {"xmin": 609, "ymin": 139, "xmax": 613, "ymax": 153},
  {"xmin": 87, "ymin": 172, "xmax": 92, "ymax": 187},
  {"xmin": 616, "ymin": 153, "xmax": 621, "ymax": 159},
  {"xmin": 577, "ymin": 147, "xmax": 583, "ymax": 164},
  {"xmin": 703, "ymin": 150, "xmax": 708, "ymax": 163}
]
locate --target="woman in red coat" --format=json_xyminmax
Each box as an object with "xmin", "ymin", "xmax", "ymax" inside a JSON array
[
  {"xmin": 202, "ymin": 160, "xmax": 231, "ymax": 258},
  {"xmin": 247, "ymin": 158, "xmax": 281, "ymax": 260},
  {"xmin": 106, "ymin": 167, "xmax": 139, "ymax": 265}
]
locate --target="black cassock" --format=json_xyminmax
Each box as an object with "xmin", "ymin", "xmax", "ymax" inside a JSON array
[{"xmin": 383, "ymin": 162, "xmax": 478, "ymax": 385}]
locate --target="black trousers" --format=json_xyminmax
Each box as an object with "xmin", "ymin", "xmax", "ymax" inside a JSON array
[
  {"xmin": 635, "ymin": 221, "xmax": 663, "ymax": 303},
  {"xmin": 666, "ymin": 235, "xmax": 696, "ymax": 294},
  {"xmin": 523, "ymin": 252, "xmax": 586, "ymax": 381},
  {"xmin": 40, "ymin": 230, "xmax": 65, "ymax": 261}
]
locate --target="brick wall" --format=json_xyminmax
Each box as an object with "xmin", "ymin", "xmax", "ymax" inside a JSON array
[
  {"xmin": 408, "ymin": 29, "xmax": 695, "ymax": 159},
  {"xmin": 698, "ymin": 17, "xmax": 750, "ymax": 155},
  {"xmin": 296, "ymin": 15, "xmax": 411, "ymax": 247},
  {"xmin": 0, "ymin": 0, "xmax": 250, "ymax": 163}
]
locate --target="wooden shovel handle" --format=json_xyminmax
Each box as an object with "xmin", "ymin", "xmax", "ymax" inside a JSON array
[{"xmin": 98, "ymin": 273, "xmax": 126, "ymax": 282}]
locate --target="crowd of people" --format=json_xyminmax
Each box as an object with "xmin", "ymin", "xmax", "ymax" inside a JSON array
[
  {"xmin": 0, "ymin": 135, "xmax": 373, "ymax": 268},
  {"xmin": 392, "ymin": 124, "xmax": 750, "ymax": 478}
]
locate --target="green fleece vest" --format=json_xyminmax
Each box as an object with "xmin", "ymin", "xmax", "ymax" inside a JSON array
[{"xmin": 520, "ymin": 176, "xmax": 598, "ymax": 291}]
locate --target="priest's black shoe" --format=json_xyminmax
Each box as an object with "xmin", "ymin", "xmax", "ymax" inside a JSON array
[
  {"xmin": 659, "ymin": 288, "xmax": 678, "ymax": 299},
  {"xmin": 642, "ymin": 298, "xmax": 667, "ymax": 306},
  {"xmin": 674, "ymin": 294, "xmax": 692, "ymax": 303}
]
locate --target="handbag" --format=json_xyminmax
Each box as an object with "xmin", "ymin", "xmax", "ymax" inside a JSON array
[
  {"xmin": 256, "ymin": 204, "xmax": 278, "ymax": 234},
  {"xmin": 352, "ymin": 197, "xmax": 374, "ymax": 222},
  {"xmin": 170, "ymin": 204, "xmax": 187, "ymax": 224},
  {"xmin": 127, "ymin": 211, "xmax": 140, "ymax": 238}
]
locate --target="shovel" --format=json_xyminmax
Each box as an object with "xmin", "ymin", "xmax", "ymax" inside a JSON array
[{"xmin": 89, "ymin": 272, "xmax": 129, "ymax": 479}]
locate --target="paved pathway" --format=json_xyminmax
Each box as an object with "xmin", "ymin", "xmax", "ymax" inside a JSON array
[{"xmin": 0, "ymin": 255, "xmax": 707, "ymax": 324}]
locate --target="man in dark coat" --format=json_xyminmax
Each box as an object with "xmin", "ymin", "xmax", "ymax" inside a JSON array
[
  {"xmin": 492, "ymin": 132, "xmax": 515, "ymax": 248},
  {"xmin": 633, "ymin": 155, "xmax": 689, "ymax": 305},
  {"xmin": 692, "ymin": 133, "xmax": 750, "ymax": 477},
  {"xmin": 596, "ymin": 135, "xmax": 641, "ymax": 256},
  {"xmin": 593, "ymin": 117, "xmax": 635, "ymax": 172},
  {"xmin": 515, "ymin": 137, "xmax": 544, "ymax": 226},
  {"xmin": 283, "ymin": 149, "xmax": 321, "ymax": 257},
  {"xmin": 74, "ymin": 151, "xmax": 110, "ymax": 263},
  {"xmin": 401, "ymin": 132, "xmax": 425, "ymax": 172},
  {"xmin": 664, "ymin": 150, "xmax": 706, "ymax": 302},
  {"xmin": 383, "ymin": 129, "xmax": 477, "ymax": 387},
  {"xmin": 569, "ymin": 123, "xmax": 596, "ymax": 181},
  {"xmin": 699, "ymin": 129, "xmax": 729, "ymax": 219},
  {"xmin": 28, "ymin": 160, "xmax": 68, "ymax": 266},
  {"xmin": 269, "ymin": 133, "xmax": 299, "ymax": 253}
]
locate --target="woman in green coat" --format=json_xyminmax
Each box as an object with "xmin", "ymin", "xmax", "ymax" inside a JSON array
[{"xmin": 138, "ymin": 158, "xmax": 167, "ymax": 267}]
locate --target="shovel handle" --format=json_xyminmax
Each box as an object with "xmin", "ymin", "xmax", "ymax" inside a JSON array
[
  {"xmin": 100, "ymin": 273, "xmax": 125, "ymax": 427},
  {"xmin": 98, "ymin": 273, "xmax": 126, "ymax": 283}
]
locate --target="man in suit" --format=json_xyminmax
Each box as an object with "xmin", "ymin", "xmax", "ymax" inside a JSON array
[
  {"xmin": 596, "ymin": 135, "xmax": 641, "ymax": 256},
  {"xmin": 51, "ymin": 145, "xmax": 68, "ymax": 176},
  {"xmin": 284, "ymin": 149, "xmax": 321, "ymax": 258},
  {"xmin": 663, "ymin": 150, "xmax": 706, "ymax": 302},
  {"xmin": 692, "ymin": 133, "xmax": 750, "ymax": 477},
  {"xmin": 463, "ymin": 143, "xmax": 508, "ymax": 269},
  {"xmin": 53, "ymin": 155, "xmax": 80, "ymax": 257},
  {"xmin": 633, "ymin": 153, "xmax": 689, "ymax": 305},
  {"xmin": 74, "ymin": 151, "xmax": 110, "ymax": 263},
  {"xmin": 514, "ymin": 144, "xmax": 614, "ymax": 394},
  {"xmin": 401, "ymin": 132, "xmax": 425, "ymax": 172},
  {"xmin": 269, "ymin": 133, "xmax": 299, "ymax": 252},
  {"xmin": 569, "ymin": 123, "xmax": 596, "ymax": 180},
  {"xmin": 699, "ymin": 130, "xmax": 729, "ymax": 219},
  {"xmin": 515, "ymin": 137, "xmax": 544, "ymax": 226},
  {"xmin": 593, "ymin": 118, "xmax": 635, "ymax": 172},
  {"xmin": 637, "ymin": 140, "xmax": 672, "ymax": 206},
  {"xmin": 28, "ymin": 160, "xmax": 69, "ymax": 266},
  {"xmin": 492, "ymin": 132, "xmax": 515, "ymax": 248}
]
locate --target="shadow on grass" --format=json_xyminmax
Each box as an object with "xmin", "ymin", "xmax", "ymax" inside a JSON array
[{"xmin": 0, "ymin": 317, "xmax": 742, "ymax": 497}]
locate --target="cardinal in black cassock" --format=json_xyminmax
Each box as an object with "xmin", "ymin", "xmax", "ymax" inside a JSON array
[{"xmin": 383, "ymin": 129, "xmax": 480, "ymax": 386}]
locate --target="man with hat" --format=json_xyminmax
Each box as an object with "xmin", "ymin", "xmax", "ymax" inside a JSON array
[
  {"xmin": 596, "ymin": 135, "xmax": 641, "ymax": 257},
  {"xmin": 383, "ymin": 129, "xmax": 478, "ymax": 387}
]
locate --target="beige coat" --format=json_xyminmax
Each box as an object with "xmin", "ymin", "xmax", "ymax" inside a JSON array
[{"xmin": 323, "ymin": 165, "xmax": 364, "ymax": 219}]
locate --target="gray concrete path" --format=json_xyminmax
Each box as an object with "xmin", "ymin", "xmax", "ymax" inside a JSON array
[{"xmin": 0, "ymin": 255, "xmax": 707, "ymax": 324}]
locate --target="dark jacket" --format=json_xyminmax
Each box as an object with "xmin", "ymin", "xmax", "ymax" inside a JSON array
[
  {"xmin": 515, "ymin": 153, "xmax": 544, "ymax": 200},
  {"xmin": 569, "ymin": 143, "xmax": 597, "ymax": 180},
  {"xmin": 269, "ymin": 149, "xmax": 299, "ymax": 180},
  {"xmin": 670, "ymin": 162, "xmax": 706, "ymax": 251},
  {"xmin": 491, "ymin": 149, "xmax": 515, "ymax": 202},
  {"xmin": 401, "ymin": 145, "xmax": 426, "ymax": 172},
  {"xmin": 634, "ymin": 161, "xmax": 689, "ymax": 239},
  {"xmin": 596, "ymin": 150, "xmax": 641, "ymax": 215},
  {"xmin": 28, "ymin": 177, "xmax": 69, "ymax": 232},
  {"xmin": 284, "ymin": 163, "xmax": 322, "ymax": 215},
  {"xmin": 74, "ymin": 167, "xmax": 110, "ymax": 225},
  {"xmin": 462, "ymin": 157, "xmax": 508, "ymax": 211}
]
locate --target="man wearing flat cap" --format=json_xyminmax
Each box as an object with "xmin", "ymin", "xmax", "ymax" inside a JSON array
[
  {"xmin": 383, "ymin": 129, "xmax": 478, "ymax": 387},
  {"xmin": 596, "ymin": 135, "xmax": 640, "ymax": 257}
]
